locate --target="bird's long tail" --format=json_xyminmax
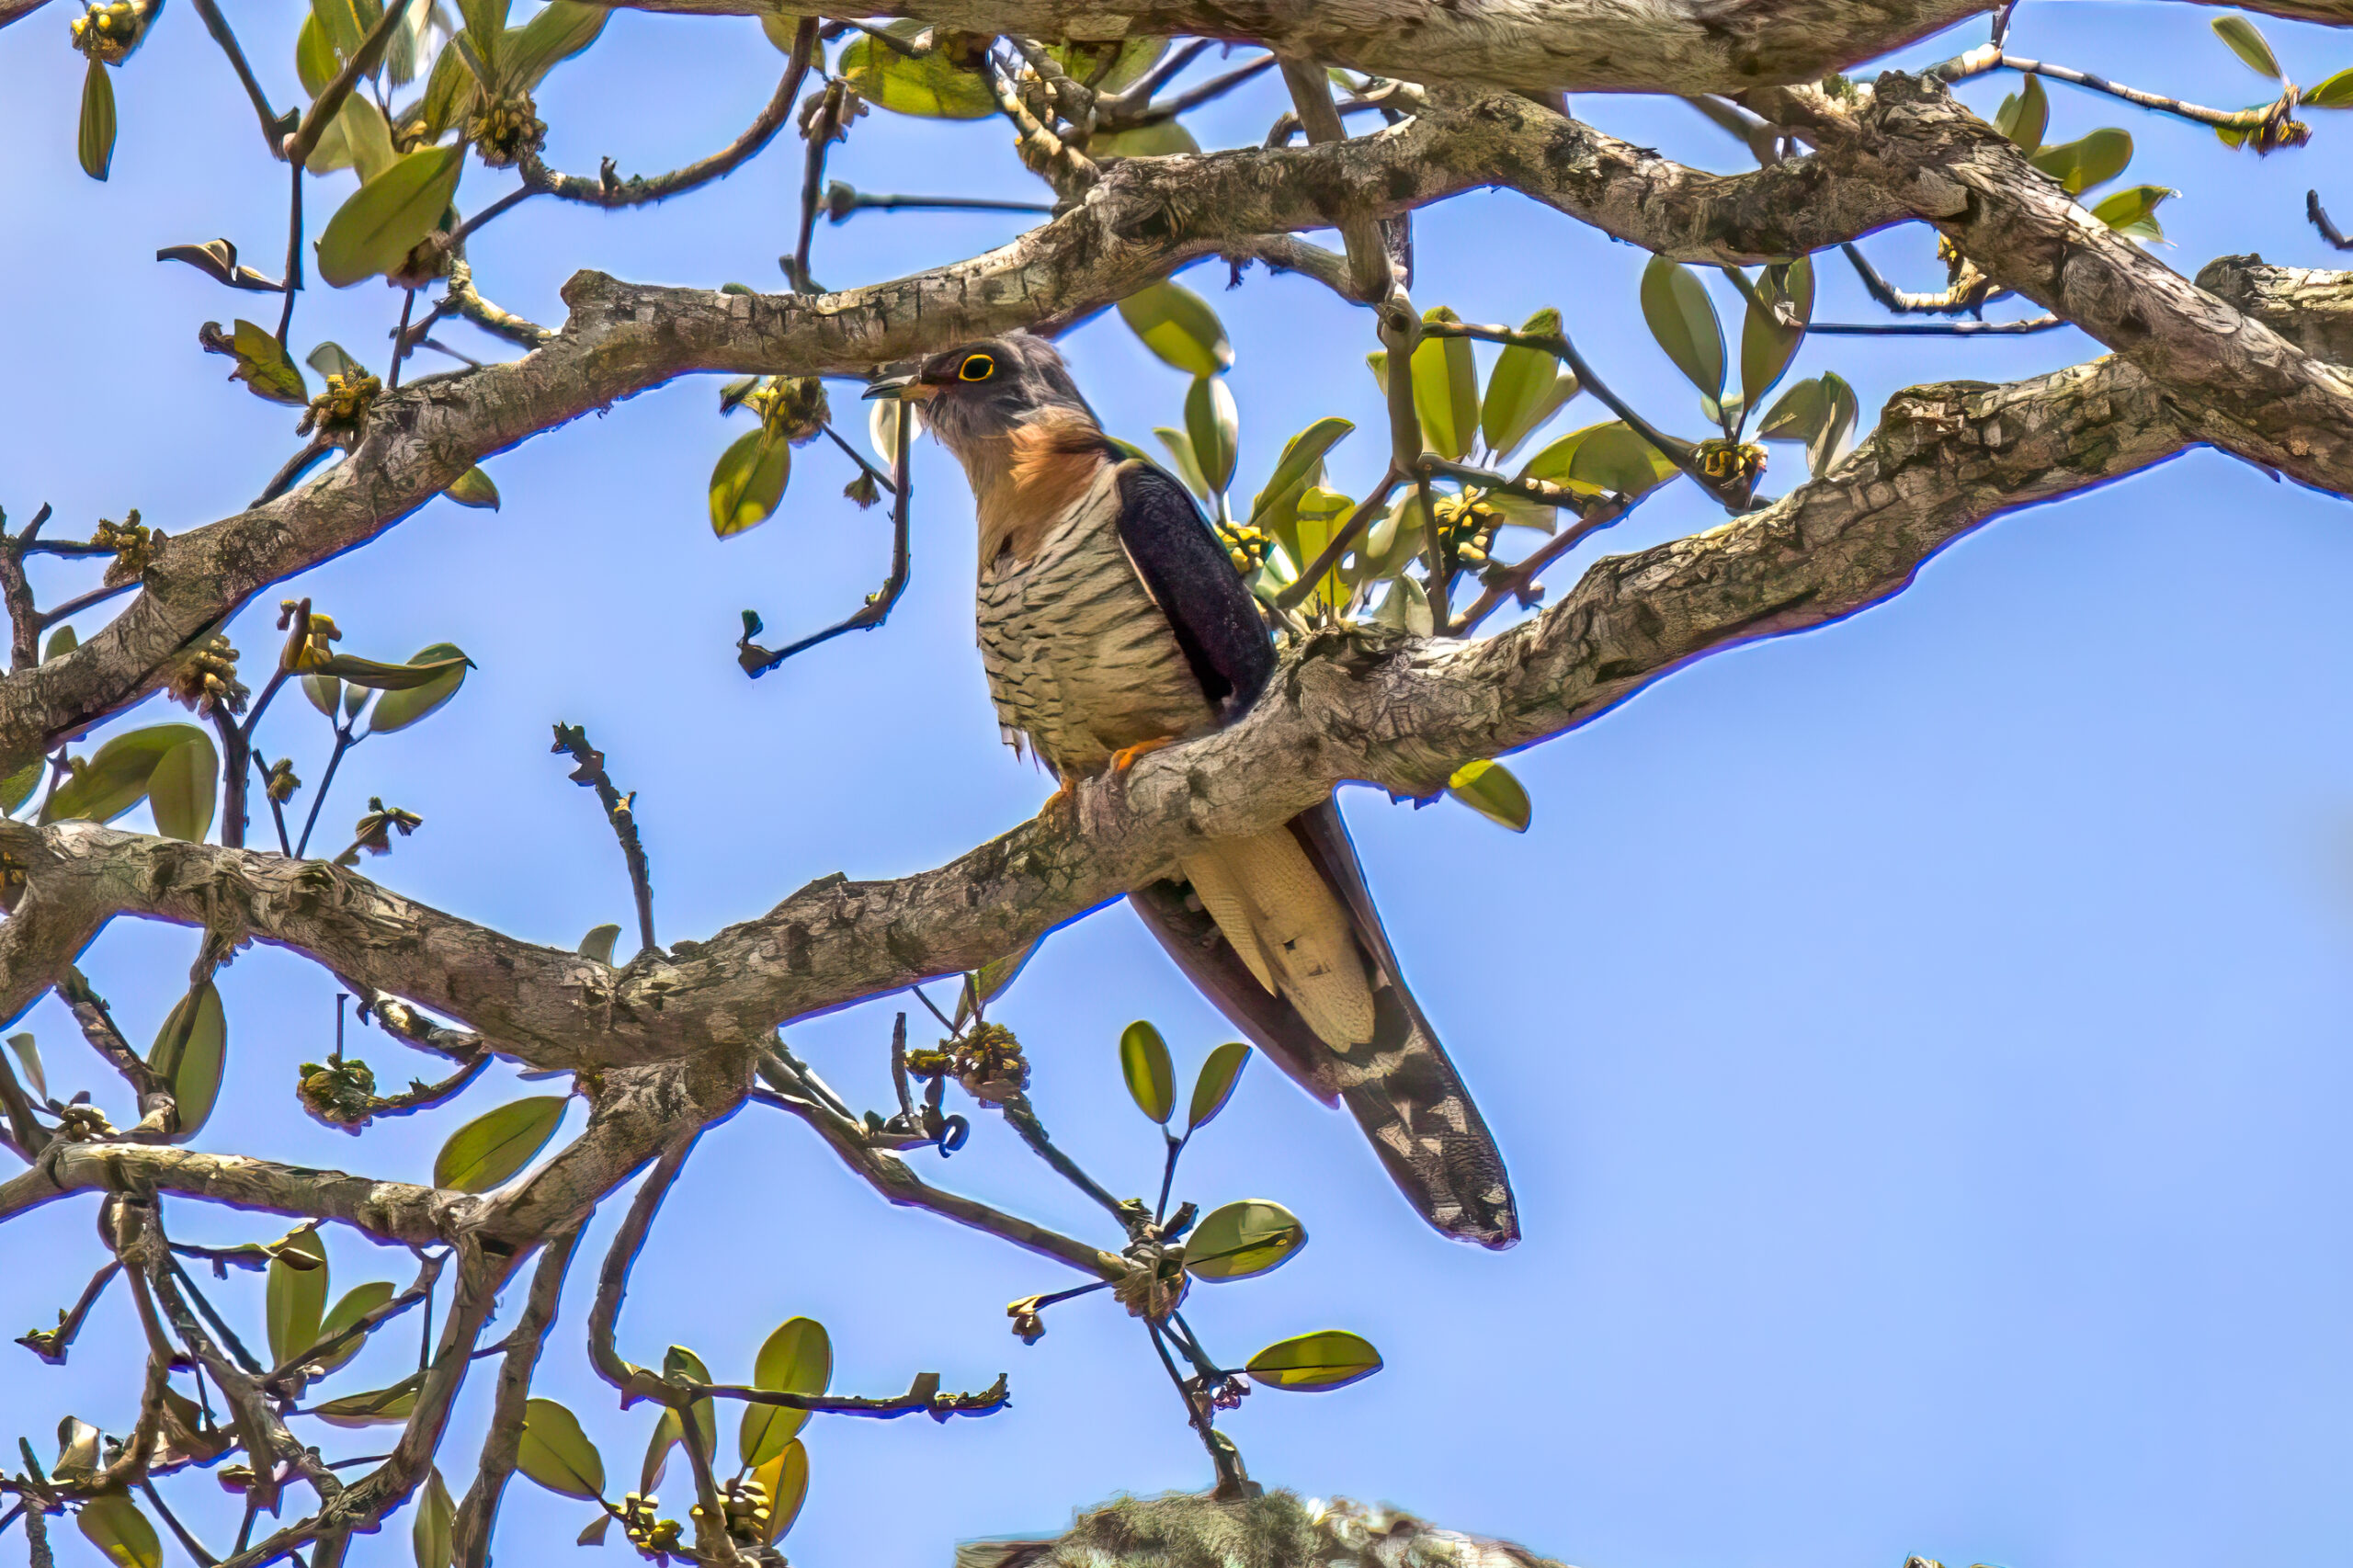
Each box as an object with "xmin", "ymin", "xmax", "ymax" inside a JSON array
[{"xmin": 1131, "ymin": 801, "xmax": 1518, "ymax": 1248}]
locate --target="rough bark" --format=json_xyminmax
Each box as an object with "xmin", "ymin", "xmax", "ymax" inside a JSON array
[{"xmin": 598, "ymin": 0, "xmax": 2353, "ymax": 97}]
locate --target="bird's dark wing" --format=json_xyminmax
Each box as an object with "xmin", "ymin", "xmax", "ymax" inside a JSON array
[
  {"xmin": 1110, "ymin": 460, "xmax": 1274, "ymax": 716},
  {"xmin": 1129, "ymin": 801, "xmax": 1520, "ymax": 1250}
]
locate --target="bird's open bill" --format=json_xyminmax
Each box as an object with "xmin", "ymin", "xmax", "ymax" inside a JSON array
[{"xmin": 862, "ymin": 373, "xmax": 932, "ymax": 401}]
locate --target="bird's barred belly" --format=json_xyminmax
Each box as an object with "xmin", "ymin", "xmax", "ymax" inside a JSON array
[{"xmin": 977, "ymin": 470, "xmax": 1214, "ymax": 778}]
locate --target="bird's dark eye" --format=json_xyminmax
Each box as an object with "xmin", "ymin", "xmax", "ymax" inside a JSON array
[{"xmin": 959, "ymin": 353, "xmax": 995, "ymax": 382}]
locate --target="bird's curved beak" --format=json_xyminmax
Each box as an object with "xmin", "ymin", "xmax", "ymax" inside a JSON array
[{"xmin": 862, "ymin": 373, "xmax": 932, "ymax": 402}]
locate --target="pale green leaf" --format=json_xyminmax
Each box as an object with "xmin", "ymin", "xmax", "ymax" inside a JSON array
[
  {"xmin": 517, "ymin": 1398, "xmax": 606, "ymax": 1499},
  {"xmin": 2212, "ymin": 15, "xmax": 2281, "ymax": 77},
  {"xmin": 1640, "ymin": 256, "xmax": 1725, "ymax": 402},
  {"xmin": 1446, "ymin": 758, "xmax": 1530, "ymax": 833},
  {"xmin": 77, "ymin": 1494, "xmax": 161, "ymax": 1568},
  {"xmin": 266, "ymin": 1228, "xmax": 331, "ymax": 1369},
  {"xmin": 1185, "ymin": 1199, "xmax": 1305, "ymax": 1281},
  {"xmin": 432, "ymin": 1096, "xmax": 566, "ymax": 1192},
  {"xmin": 741, "ymin": 1317, "xmax": 830, "ymax": 1466},
  {"xmin": 79, "ymin": 59, "xmax": 115, "ymax": 182},
  {"xmin": 1118, "ymin": 278, "xmax": 1232, "ymax": 377},
  {"xmin": 839, "ymin": 22, "xmax": 995, "ymax": 118},
  {"xmin": 1119, "ymin": 1020, "xmax": 1174, "ymax": 1124},
  {"xmin": 1409, "ymin": 307, "xmax": 1478, "ymax": 461},
  {"xmin": 149, "ymin": 980, "xmax": 227, "ymax": 1141},
  {"xmin": 147, "ymin": 734, "xmax": 219, "ymax": 844},
  {"xmin": 1186, "ymin": 1041, "xmax": 1250, "ymax": 1131},
  {"xmin": 366, "ymin": 643, "xmax": 471, "ymax": 733},
  {"xmin": 316, "ymin": 145, "xmax": 463, "ymax": 288},
  {"xmin": 1245, "ymin": 1329, "xmax": 1382, "ymax": 1391},
  {"xmin": 1184, "ymin": 375, "xmax": 1238, "ymax": 496},
  {"xmin": 710, "ymin": 428, "xmax": 791, "ymax": 537}
]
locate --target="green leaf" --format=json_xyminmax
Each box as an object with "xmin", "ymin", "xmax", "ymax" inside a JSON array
[
  {"xmin": 308, "ymin": 95, "xmax": 398, "ymax": 182},
  {"xmin": 2089, "ymin": 183, "xmax": 2177, "ymax": 241},
  {"xmin": 314, "ymin": 1374, "xmax": 420, "ymax": 1426},
  {"xmin": 1185, "ymin": 1199, "xmax": 1306, "ymax": 1281},
  {"xmin": 296, "ymin": 14, "xmax": 339, "ymax": 97},
  {"xmin": 149, "ymin": 980, "xmax": 227, "ymax": 1141},
  {"xmin": 1047, "ymin": 36, "xmax": 1165, "ymax": 92},
  {"xmin": 2308, "ymin": 65, "xmax": 2353, "ymax": 108},
  {"xmin": 303, "ymin": 673, "xmax": 344, "ymax": 718},
  {"xmin": 2029, "ymin": 128, "xmax": 2132, "ymax": 196},
  {"xmin": 575, "ymin": 1517, "xmax": 610, "ymax": 1548},
  {"xmin": 147, "ymin": 733, "xmax": 219, "ymax": 844},
  {"xmin": 967, "ymin": 936, "xmax": 1039, "ymax": 1017},
  {"xmin": 1118, "ymin": 278, "xmax": 1233, "ymax": 378},
  {"xmin": 42, "ymin": 625, "xmax": 77, "ymax": 662},
  {"xmin": 2212, "ymin": 15, "xmax": 2281, "ymax": 77},
  {"xmin": 1994, "ymin": 73, "xmax": 2048, "ymax": 151},
  {"xmin": 640, "ymin": 1407, "xmax": 681, "ymax": 1495},
  {"xmin": 365, "ymin": 642, "xmax": 472, "ymax": 734},
  {"xmin": 6, "ymin": 1032, "xmax": 45, "ymax": 1099},
  {"xmin": 456, "ymin": 0, "xmax": 508, "ymax": 81},
  {"xmin": 217, "ymin": 320, "xmax": 310, "ymax": 405},
  {"xmin": 1152, "ymin": 428, "xmax": 1211, "ymax": 501},
  {"xmin": 419, "ymin": 37, "xmax": 478, "ymax": 140},
  {"xmin": 77, "ymin": 1494, "xmax": 161, "ymax": 1568},
  {"xmin": 442, "ymin": 466, "xmax": 499, "ymax": 509},
  {"xmin": 1810, "ymin": 371, "xmax": 1858, "ymax": 479},
  {"xmin": 1446, "ymin": 758, "xmax": 1530, "ymax": 833},
  {"xmin": 1756, "ymin": 375, "xmax": 1828, "ymax": 445},
  {"xmin": 1479, "ymin": 308, "xmax": 1572, "ymax": 460},
  {"xmin": 432, "ymin": 1096, "xmax": 567, "ymax": 1192},
  {"xmin": 1185, "ymin": 1041, "xmax": 1250, "ymax": 1131},
  {"xmin": 266, "ymin": 1228, "xmax": 330, "ymax": 1369},
  {"xmin": 315, "ymin": 1279, "xmax": 396, "ymax": 1373},
  {"xmin": 741, "ymin": 1317, "xmax": 831, "ymax": 1466},
  {"xmin": 839, "ymin": 21, "xmax": 995, "ymax": 118},
  {"xmin": 316, "ymin": 144, "xmax": 463, "ymax": 288},
  {"xmin": 1247, "ymin": 417, "xmax": 1352, "ymax": 528},
  {"xmin": 1090, "ymin": 119, "xmax": 1200, "ymax": 157},
  {"xmin": 304, "ymin": 648, "xmax": 472, "ymax": 692},
  {"xmin": 517, "ymin": 1398, "xmax": 606, "ymax": 1500},
  {"xmin": 1288, "ymin": 488, "xmax": 1354, "ymax": 609},
  {"xmin": 311, "ymin": 0, "xmax": 377, "ymax": 71},
  {"xmin": 1521, "ymin": 422, "xmax": 1677, "ymax": 498},
  {"xmin": 307, "ymin": 341, "xmax": 364, "ymax": 380},
  {"xmin": 1245, "ymin": 1329, "xmax": 1383, "ymax": 1392},
  {"xmin": 414, "ymin": 1465, "xmax": 456, "ymax": 1568},
  {"xmin": 1409, "ymin": 307, "xmax": 1478, "ymax": 461},
  {"xmin": 578, "ymin": 924, "xmax": 621, "ymax": 963},
  {"xmin": 750, "ymin": 1439, "xmax": 808, "ymax": 1545},
  {"xmin": 1118, "ymin": 1020, "xmax": 1175, "ymax": 1124},
  {"xmin": 0, "ymin": 760, "xmax": 37, "ymax": 815},
  {"xmin": 78, "ymin": 58, "xmax": 116, "ymax": 181},
  {"xmin": 1185, "ymin": 375, "xmax": 1239, "ymax": 497},
  {"xmin": 501, "ymin": 0, "xmax": 604, "ymax": 90},
  {"xmin": 1738, "ymin": 256, "xmax": 1813, "ymax": 418},
  {"xmin": 710, "ymin": 428, "xmax": 792, "ymax": 537},
  {"xmin": 665, "ymin": 1345, "xmax": 716, "ymax": 1462},
  {"xmin": 1640, "ymin": 255, "xmax": 1725, "ymax": 403},
  {"xmin": 1370, "ymin": 574, "xmax": 1433, "ymax": 637}
]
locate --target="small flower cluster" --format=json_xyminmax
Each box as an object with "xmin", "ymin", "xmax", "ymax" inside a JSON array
[
  {"xmin": 1214, "ymin": 520, "xmax": 1271, "ymax": 576},
  {"xmin": 692, "ymin": 1476, "xmax": 774, "ymax": 1546},
  {"xmin": 617, "ymin": 1493, "xmax": 683, "ymax": 1557},
  {"xmin": 1430, "ymin": 489, "xmax": 1502, "ymax": 570},
  {"xmin": 95, "ymin": 509, "xmax": 159, "ymax": 588},
  {"xmin": 169, "ymin": 634, "xmax": 249, "ymax": 718},
  {"xmin": 298, "ymin": 370, "xmax": 381, "ymax": 439},
  {"xmin": 467, "ymin": 94, "xmax": 547, "ymax": 167},
  {"xmin": 70, "ymin": 0, "xmax": 145, "ymax": 63},
  {"xmin": 296, "ymin": 1057, "xmax": 378, "ymax": 1129}
]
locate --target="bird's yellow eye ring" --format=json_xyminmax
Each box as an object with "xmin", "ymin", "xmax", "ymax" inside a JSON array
[{"xmin": 959, "ymin": 353, "xmax": 995, "ymax": 382}]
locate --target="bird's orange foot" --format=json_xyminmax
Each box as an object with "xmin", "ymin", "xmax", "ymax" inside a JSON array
[
  {"xmin": 1039, "ymin": 776, "xmax": 1077, "ymax": 820},
  {"xmin": 1108, "ymin": 736, "xmax": 1179, "ymax": 773}
]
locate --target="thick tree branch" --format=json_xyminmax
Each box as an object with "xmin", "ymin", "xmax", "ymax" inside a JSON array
[
  {"xmin": 597, "ymin": 0, "xmax": 2353, "ymax": 97},
  {"xmin": 0, "ymin": 95, "xmax": 1895, "ymax": 778},
  {"xmin": 0, "ymin": 1140, "xmax": 479, "ymax": 1244}
]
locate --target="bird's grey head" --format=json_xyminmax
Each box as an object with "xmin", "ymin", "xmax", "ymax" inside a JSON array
[{"xmin": 862, "ymin": 335, "xmax": 1097, "ymax": 463}]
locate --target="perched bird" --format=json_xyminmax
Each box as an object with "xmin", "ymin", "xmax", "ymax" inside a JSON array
[{"xmin": 868, "ymin": 335, "xmax": 1518, "ymax": 1249}]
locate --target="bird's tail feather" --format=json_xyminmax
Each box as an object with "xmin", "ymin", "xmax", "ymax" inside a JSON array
[{"xmin": 1131, "ymin": 801, "xmax": 1518, "ymax": 1249}]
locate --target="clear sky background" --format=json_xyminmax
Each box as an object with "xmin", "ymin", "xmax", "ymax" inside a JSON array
[{"xmin": 4, "ymin": 5, "xmax": 2352, "ymax": 1566}]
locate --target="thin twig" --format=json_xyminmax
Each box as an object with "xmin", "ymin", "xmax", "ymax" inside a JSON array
[
  {"xmin": 449, "ymin": 185, "xmax": 534, "ymax": 246},
  {"xmin": 276, "ymin": 160, "xmax": 303, "ymax": 343},
  {"xmin": 789, "ymin": 74, "xmax": 851, "ymax": 290},
  {"xmin": 293, "ymin": 724, "xmax": 358, "ymax": 858},
  {"xmin": 1449, "ymin": 500, "xmax": 1631, "ymax": 637},
  {"xmin": 1124, "ymin": 55, "xmax": 1277, "ymax": 127},
  {"xmin": 2001, "ymin": 54, "xmax": 2293, "ymax": 131},
  {"xmin": 995, "ymin": 1092, "xmax": 1134, "ymax": 1223},
  {"xmin": 1839, "ymin": 241, "xmax": 2000, "ymax": 316},
  {"xmin": 37, "ymin": 577, "xmax": 137, "ymax": 629},
  {"xmin": 739, "ymin": 396, "xmax": 915, "ymax": 673},
  {"xmin": 184, "ymin": 0, "xmax": 286, "ymax": 153},
  {"xmin": 2309, "ymin": 189, "xmax": 2352, "ymax": 251},
  {"xmin": 550, "ymin": 723, "xmax": 658, "ymax": 959},
  {"xmin": 286, "ymin": 0, "xmax": 419, "ymax": 167},
  {"xmin": 1808, "ymin": 315, "xmax": 2064, "ymax": 335}
]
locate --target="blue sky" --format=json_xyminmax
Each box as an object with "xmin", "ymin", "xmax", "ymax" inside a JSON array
[{"xmin": 4, "ymin": 4, "xmax": 2352, "ymax": 1566}]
